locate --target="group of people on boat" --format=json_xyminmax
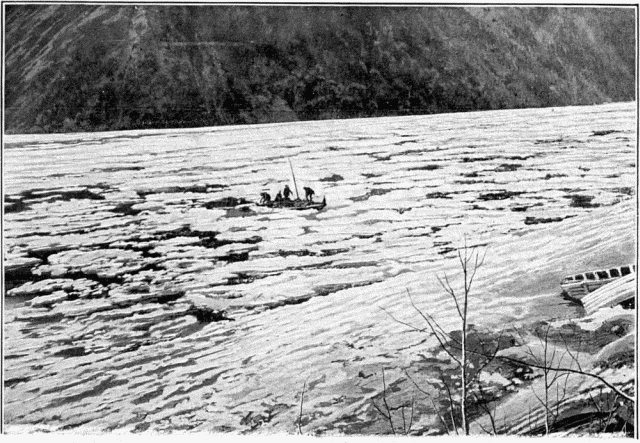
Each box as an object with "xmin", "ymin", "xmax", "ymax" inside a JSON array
[{"xmin": 259, "ymin": 185, "xmax": 315, "ymax": 204}]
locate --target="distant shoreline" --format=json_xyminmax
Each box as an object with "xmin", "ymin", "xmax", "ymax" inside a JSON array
[{"xmin": 3, "ymin": 101, "xmax": 636, "ymax": 138}]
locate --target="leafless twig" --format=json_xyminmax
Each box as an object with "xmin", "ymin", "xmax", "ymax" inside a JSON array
[{"xmin": 297, "ymin": 376, "xmax": 310, "ymax": 434}]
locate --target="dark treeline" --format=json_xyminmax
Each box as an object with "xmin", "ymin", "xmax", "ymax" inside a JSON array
[{"xmin": 4, "ymin": 6, "xmax": 636, "ymax": 133}]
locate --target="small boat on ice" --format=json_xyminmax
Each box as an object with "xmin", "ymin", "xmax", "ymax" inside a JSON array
[
  {"xmin": 257, "ymin": 159, "xmax": 327, "ymax": 211},
  {"xmin": 257, "ymin": 197, "xmax": 326, "ymax": 211},
  {"xmin": 560, "ymin": 264, "xmax": 636, "ymax": 299}
]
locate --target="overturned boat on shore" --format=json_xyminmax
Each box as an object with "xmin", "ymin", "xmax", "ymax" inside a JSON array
[{"xmin": 560, "ymin": 264, "xmax": 636, "ymax": 299}]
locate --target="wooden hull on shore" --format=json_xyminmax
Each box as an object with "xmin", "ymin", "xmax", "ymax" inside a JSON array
[{"xmin": 560, "ymin": 264, "xmax": 635, "ymax": 300}]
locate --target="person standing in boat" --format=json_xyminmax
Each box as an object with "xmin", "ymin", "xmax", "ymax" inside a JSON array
[
  {"xmin": 303, "ymin": 187, "xmax": 315, "ymax": 202},
  {"xmin": 283, "ymin": 185, "xmax": 293, "ymax": 201}
]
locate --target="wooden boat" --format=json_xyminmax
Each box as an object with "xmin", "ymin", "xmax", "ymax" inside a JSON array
[
  {"xmin": 257, "ymin": 197, "xmax": 326, "ymax": 211},
  {"xmin": 560, "ymin": 264, "xmax": 636, "ymax": 299},
  {"xmin": 257, "ymin": 159, "xmax": 326, "ymax": 211},
  {"xmin": 581, "ymin": 274, "xmax": 635, "ymax": 315}
]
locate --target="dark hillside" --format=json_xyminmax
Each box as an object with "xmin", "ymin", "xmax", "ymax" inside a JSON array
[{"xmin": 4, "ymin": 6, "xmax": 636, "ymax": 133}]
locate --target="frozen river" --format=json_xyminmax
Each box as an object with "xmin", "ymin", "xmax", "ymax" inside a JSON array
[{"xmin": 4, "ymin": 102, "xmax": 636, "ymax": 433}]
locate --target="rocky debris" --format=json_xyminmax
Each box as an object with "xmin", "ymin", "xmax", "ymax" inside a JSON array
[
  {"xmin": 450, "ymin": 309, "xmax": 636, "ymax": 436},
  {"xmin": 474, "ymin": 298, "xmax": 634, "ymax": 435},
  {"xmin": 594, "ymin": 333, "xmax": 634, "ymax": 369}
]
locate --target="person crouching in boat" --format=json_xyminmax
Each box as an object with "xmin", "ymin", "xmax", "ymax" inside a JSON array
[
  {"xmin": 274, "ymin": 191, "xmax": 283, "ymax": 203},
  {"xmin": 283, "ymin": 185, "xmax": 293, "ymax": 201},
  {"xmin": 259, "ymin": 192, "xmax": 271, "ymax": 204},
  {"xmin": 303, "ymin": 187, "xmax": 315, "ymax": 202}
]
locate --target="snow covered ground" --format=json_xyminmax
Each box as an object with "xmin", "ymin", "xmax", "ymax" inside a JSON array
[{"xmin": 4, "ymin": 102, "xmax": 636, "ymax": 433}]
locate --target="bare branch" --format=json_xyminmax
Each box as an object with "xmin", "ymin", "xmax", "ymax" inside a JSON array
[
  {"xmin": 406, "ymin": 290, "xmax": 461, "ymax": 365},
  {"xmin": 470, "ymin": 342, "xmax": 501, "ymax": 385},
  {"xmin": 460, "ymin": 343, "xmax": 635, "ymax": 404},
  {"xmin": 457, "ymin": 247, "xmax": 465, "ymax": 271},
  {"xmin": 429, "ymin": 396, "xmax": 450, "ymax": 435},
  {"xmin": 475, "ymin": 419, "xmax": 492, "ymax": 435},
  {"xmin": 407, "ymin": 396, "xmax": 415, "ymax": 435},
  {"xmin": 297, "ymin": 377, "xmax": 309, "ymax": 434},
  {"xmin": 403, "ymin": 370, "xmax": 435, "ymax": 403},
  {"xmin": 437, "ymin": 273, "xmax": 456, "ymax": 297},
  {"xmin": 441, "ymin": 375, "xmax": 459, "ymax": 436},
  {"xmin": 466, "ymin": 248, "xmax": 486, "ymax": 294},
  {"xmin": 437, "ymin": 274, "xmax": 463, "ymax": 319},
  {"xmin": 605, "ymin": 393, "xmax": 621, "ymax": 430},
  {"xmin": 530, "ymin": 385, "xmax": 549, "ymax": 411},
  {"xmin": 559, "ymin": 328, "xmax": 585, "ymax": 373},
  {"xmin": 511, "ymin": 324, "xmax": 528, "ymax": 346},
  {"xmin": 511, "ymin": 325, "xmax": 540, "ymax": 362},
  {"xmin": 472, "ymin": 327, "xmax": 504, "ymax": 380},
  {"xmin": 381, "ymin": 368, "xmax": 396, "ymax": 435},
  {"xmin": 398, "ymin": 396, "xmax": 415, "ymax": 436},
  {"xmin": 379, "ymin": 306, "xmax": 426, "ymax": 334},
  {"xmin": 372, "ymin": 399, "xmax": 391, "ymax": 420},
  {"xmin": 472, "ymin": 388, "xmax": 498, "ymax": 435},
  {"xmin": 408, "ymin": 291, "xmax": 458, "ymax": 344},
  {"xmin": 496, "ymin": 353, "xmax": 634, "ymax": 403}
]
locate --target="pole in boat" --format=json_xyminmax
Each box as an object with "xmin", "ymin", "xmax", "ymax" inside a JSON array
[{"xmin": 288, "ymin": 158, "xmax": 300, "ymax": 200}]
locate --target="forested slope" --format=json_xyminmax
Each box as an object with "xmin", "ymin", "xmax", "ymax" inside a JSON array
[{"xmin": 4, "ymin": 6, "xmax": 636, "ymax": 133}]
